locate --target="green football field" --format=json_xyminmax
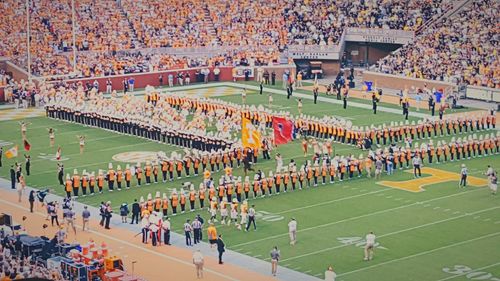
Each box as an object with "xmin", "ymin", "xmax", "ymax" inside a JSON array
[{"xmin": 0, "ymin": 84, "xmax": 499, "ymax": 281}]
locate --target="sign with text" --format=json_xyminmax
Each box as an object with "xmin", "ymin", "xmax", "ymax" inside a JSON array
[{"xmin": 345, "ymin": 28, "xmax": 414, "ymax": 45}]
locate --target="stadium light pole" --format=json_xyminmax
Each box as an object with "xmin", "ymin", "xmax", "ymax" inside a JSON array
[
  {"xmin": 26, "ymin": 0, "xmax": 31, "ymax": 83},
  {"xmin": 72, "ymin": 0, "xmax": 77, "ymax": 74}
]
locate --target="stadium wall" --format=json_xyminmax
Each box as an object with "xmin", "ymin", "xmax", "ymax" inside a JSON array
[
  {"xmin": 362, "ymin": 70, "xmax": 456, "ymax": 93},
  {"xmin": 466, "ymin": 85, "xmax": 500, "ymax": 103},
  {"xmin": 52, "ymin": 65, "xmax": 295, "ymax": 92}
]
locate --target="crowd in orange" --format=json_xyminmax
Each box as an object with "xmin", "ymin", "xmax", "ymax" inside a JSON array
[
  {"xmin": 3, "ymin": 0, "xmax": 496, "ymax": 90},
  {"xmin": 374, "ymin": 0, "xmax": 499, "ymax": 89}
]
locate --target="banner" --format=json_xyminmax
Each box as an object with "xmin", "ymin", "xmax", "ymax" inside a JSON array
[
  {"xmin": 273, "ymin": 117, "xmax": 294, "ymax": 145},
  {"xmin": 232, "ymin": 66, "xmax": 254, "ymax": 78},
  {"xmin": 5, "ymin": 145, "xmax": 18, "ymax": 159},
  {"xmin": 241, "ymin": 117, "xmax": 261, "ymax": 149}
]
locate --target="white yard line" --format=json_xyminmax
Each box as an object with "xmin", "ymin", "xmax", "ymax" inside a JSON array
[
  {"xmin": 276, "ymin": 188, "xmax": 391, "ymax": 215},
  {"xmin": 280, "ymin": 206, "xmax": 500, "ymax": 262},
  {"xmin": 230, "ymin": 189, "xmax": 483, "ymax": 248},
  {"xmin": 338, "ymin": 232, "xmax": 500, "ymax": 278}
]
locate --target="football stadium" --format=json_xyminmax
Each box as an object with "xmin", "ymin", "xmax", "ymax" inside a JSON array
[{"xmin": 0, "ymin": 0, "xmax": 498, "ymax": 280}]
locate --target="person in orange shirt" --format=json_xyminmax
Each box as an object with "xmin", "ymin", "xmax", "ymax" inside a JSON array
[
  {"xmin": 209, "ymin": 197, "xmax": 218, "ymax": 223},
  {"xmin": 145, "ymin": 161, "xmax": 152, "ymax": 185},
  {"xmin": 154, "ymin": 191, "xmax": 162, "ymax": 213},
  {"xmin": 81, "ymin": 170, "xmax": 89, "ymax": 197},
  {"xmin": 180, "ymin": 190, "xmax": 187, "ymax": 214},
  {"xmin": 153, "ymin": 161, "xmax": 159, "ymax": 183},
  {"xmin": 116, "ymin": 165, "xmax": 123, "ymax": 191},
  {"xmin": 189, "ymin": 185, "xmax": 197, "ymax": 211},
  {"xmin": 207, "ymin": 223, "xmax": 218, "ymax": 249},
  {"xmin": 170, "ymin": 189, "xmax": 179, "ymax": 215},
  {"xmin": 65, "ymin": 174, "xmax": 72, "ymax": 198},
  {"xmin": 97, "ymin": 170, "xmax": 105, "ymax": 193},
  {"xmin": 136, "ymin": 163, "xmax": 143, "ymax": 186},
  {"xmin": 125, "ymin": 164, "xmax": 132, "ymax": 189},
  {"xmin": 162, "ymin": 193, "xmax": 169, "ymax": 217},
  {"xmin": 107, "ymin": 163, "xmax": 115, "ymax": 191},
  {"xmin": 72, "ymin": 169, "xmax": 80, "ymax": 197},
  {"xmin": 198, "ymin": 183, "xmax": 206, "ymax": 209},
  {"xmin": 89, "ymin": 172, "xmax": 96, "ymax": 195}
]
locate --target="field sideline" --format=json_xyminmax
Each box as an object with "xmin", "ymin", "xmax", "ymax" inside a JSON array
[{"xmin": 0, "ymin": 84, "xmax": 499, "ymax": 281}]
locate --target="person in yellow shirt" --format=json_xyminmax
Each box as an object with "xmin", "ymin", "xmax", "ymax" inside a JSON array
[{"xmin": 207, "ymin": 223, "xmax": 218, "ymax": 249}]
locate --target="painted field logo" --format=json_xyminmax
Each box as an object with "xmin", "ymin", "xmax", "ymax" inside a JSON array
[
  {"xmin": 38, "ymin": 153, "xmax": 69, "ymax": 162},
  {"xmin": 337, "ymin": 237, "xmax": 388, "ymax": 250},
  {"xmin": 377, "ymin": 167, "xmax": 488, "ymax": 192},
  {"xmin": 255, "ymin": 211, "xmax": 284, "ymax": 222},
  {"xmin": 112, "ymin": 151, "xmax": 160, "ymax": 163}
]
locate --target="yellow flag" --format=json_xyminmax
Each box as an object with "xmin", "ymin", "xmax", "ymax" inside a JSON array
[
  {"xmin": 5, "ymin": 145, "xmax": 18, "ymax": 159},
  {"xmin": 241, "ymin": 118, "xmax": 261, "ymax": 149}
]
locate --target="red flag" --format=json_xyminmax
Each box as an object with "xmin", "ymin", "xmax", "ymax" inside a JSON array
[
  {"xmin": 273, "ymin": 117, "xmax": 294, "ymax": 145},
  {"xmin": 56, "ymin": 147, "xmax": 62, "ymax": 160},
  {"xmin": 23, "ymin": 139, "xmax": 31, "ymax": 151}
]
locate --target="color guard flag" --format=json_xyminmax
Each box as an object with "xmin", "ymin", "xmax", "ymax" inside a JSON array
[
  {"xmin": 5, "ymin": 146, "xmax": 18, "ymax": 159},
  {"xmin": 273, "ymin": 117, "xmax": 294, "ymax": 145},
  {"xmin": 241, "ymin": 117, "xmax": 261, "ymax": 149},
  {"xmin": 55, "ymin": 147, "xmax": 62, "ymax": 160},
  {"xmin": 23, "ymin": 139, "xmax": 31, "ymax": 151}
]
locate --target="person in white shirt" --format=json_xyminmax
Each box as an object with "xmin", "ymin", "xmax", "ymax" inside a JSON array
[
  {"xmin": 459, "ymin": 164, "xmax": 468, "ymax": 188},
  {"xmin": 324, "ymin": 266, "xmax": 337, "ymax": 281},
  {"xmin": 192, "ymin": 250, "xmax": 204, "ymax": 279},
  {"xmin": 364, "ymin": 231, "xmax": 376, "ymax": 261},
  {"xmin": 288, "ymin": 218, "xmax": 297, "ymax": 245}
]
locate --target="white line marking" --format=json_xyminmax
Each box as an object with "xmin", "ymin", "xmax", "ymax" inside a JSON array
[
  {"xmin": 280, "ymin": 206, "xmax": 500, "ymax": 262},
  {"xmin": 385, "ymin": 196, "xmax": 393, "ymax": 199},
  {"xmin": 338, "ymin": 232, "xmax": 500, "ymax": 277},
  {"xmin": 423, "ymin": 204, "xmax": 431, "ymax": 207},
  {"xmin": 231, "ymin": 189, "xmax": 484, "ymax": 248},
  {"xmin": 433, "ymin": 207, "xmax": 441, "ymax": 210},
  {"xmin": 473, "ymin": 216, "xmax": 481, "ymax": 219},
  {"xmin": 243, "ymin": 251, "xmax": 252, "ymax": 255},
  {"xmin": 275, "ymin": 188, "xmax": 391, "ymax": 215},
  {"xmin": 404, "ymin": 200, "xmax": 412, "ymax": 203},
  {"xmin": 304, "ymin": 270, "xmax": 312, "ymax": 274},
  {"xmin": 435, "ymin": 261, "xmax": 500, "ymax": 281},
  {"xmin": 495, "ymin": 221, "xmax": 500, "ymax": 224},
  {"xmin": 253, "ymin": 255, "xmax": 262, "ymax": 258},
  {"xmin": 452, "ymin": 211, "xmax": 460, "ymax": 215},
  {"xmin": 444, "ymin": 209, "xmax": 451, "ymax": 212},
  {"xmin": 483, "ymin": 218, "xmax": 491, "ymax": 222}
]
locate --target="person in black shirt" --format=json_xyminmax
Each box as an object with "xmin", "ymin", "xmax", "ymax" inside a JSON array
[
  {"xmin": 10, "ymin": 165, "xmax": 16, "ymax": 189},
  {"xmin": 57, "ymin": 163, "xmax": 64, "ymax": 185},
  {"xmin": 29, "ymin": 190, "xmax": 35, "ymax": 213},
  {"xmin": 216, "ymin": 234, "xmax": 225, "ymax": 264},
  {"xmin": 131, "ymin": 199, "xmax": 140, "ymax": 224},
  {"xmin": 271, "ymin": 71, "xmax": 276, "ymax": 85},
  {"xmin": 24, "ymin": 154, "xmax": 30, "ymax": 176},
  {"xmin": 313, "ymin": 86, "xmax": 319, "ymax": 104}
]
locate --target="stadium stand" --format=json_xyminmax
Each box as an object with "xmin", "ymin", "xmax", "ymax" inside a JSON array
[{"xmin": 373, "ymin": 0, "xmax": 499, "ymax": 89}]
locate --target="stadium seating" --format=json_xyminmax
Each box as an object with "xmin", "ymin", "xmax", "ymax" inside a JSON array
[{"xmin": 373, "ymin": 0, "xmax": 499, "ymax": 89}]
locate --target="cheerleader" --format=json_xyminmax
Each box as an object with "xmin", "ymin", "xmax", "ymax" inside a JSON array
[
  {"xmin": 229, "ymin": 198, "xmax": 239, "ymax": 227},
  {"xmin": 19, "ymin": 121, "xmax": 30, "ymax": 140},
  {"xmin": 239, "ymin": 200, "xmax": 248, "ymax": 230},
  {"xmin": 77, "ymin": 135, "xmax": 86, "ymax": 154},
  {"xmin": 220, "ymin": 197, "xmax": 228, "ymax": 225},
  {"xmin": 48, "ymin": 128, "xmax": 56, "ymax": 147},
  {"xmin": 209, "ymin": 197, "xmax": 218, "ymax": 223}
]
